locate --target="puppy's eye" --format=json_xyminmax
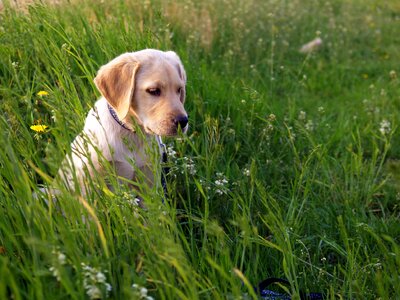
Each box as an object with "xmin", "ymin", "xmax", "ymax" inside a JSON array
[{"xmin": 147, "ymin": 88, "xmax": 161, "ymax": 96}]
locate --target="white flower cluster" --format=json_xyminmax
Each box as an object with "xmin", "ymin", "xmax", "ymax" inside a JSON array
[
  {"xmin": 167, "ymin": 145, "xmax": 177, "ymax": 160},
  {"xmin": 182, "ymin": 156, "xmax": 196, "ymax": 175},
  {"xmin": 81, "ymin": 263, "xmax": 112, "ymax": 299},
  {"xmin": 297, "ymin": 110, "xmax": 315, "ymax": 132},
  {"xmin": 261, "ymin": 114, "xmax": 276, "ymax": 140},
  {"xmin": 268, "ymin": 113, "xmax": 276, "ymax": 122},
  {"xmin": 305, "ymin": 120, "xmax": 314, "ymax": 131},
  {"xmin": 117, "ymin": 192, "xmax": 142, "ymax": 217},
  {"xmin": 61, "ymin": 43, "xmax": 71, "ymax": 52},
  {"xmin": 49, "ymin": 249, "xmax": 67, "ymax": 282},
  {"xmin": 132, "ymin": 284, "xmax": 154, "ymax": 300},
  {"xmin": 379, "ymin": 119, "xmax": 391, "ymax": 135},
  {"xmin": 214, "ymin": 172, "xmax": 229, "ymax": 195},
  {"xmin": 126, "ymin": 197, "xmax": 141, "ymax": 207},
  {"xmin": 298, "ymin": 110, "xmax": 307, "ymax": 121},
  {"xmin": 165, "ymin": 144, "xmax": 198, "ymax": 177}
]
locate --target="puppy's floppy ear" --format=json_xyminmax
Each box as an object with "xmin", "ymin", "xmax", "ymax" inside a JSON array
[
  {"xmin": 94, "ymin": 54, "xmax": 140, "ymax": 121},
  {"xmin": 166, "ymin": 51, "xmax": 187, "ymax": 103}
]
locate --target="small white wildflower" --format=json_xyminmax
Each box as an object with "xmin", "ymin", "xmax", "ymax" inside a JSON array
[
  {"xmin": 105, "ymin": 283, "xmax": 112, "ymax": 292},
  {"xmin": 86, "ymin": 285, "xmax": 102, "ymax": 300},
  {"xmin": 389, "ymin": 70, "xmax": 397, "ymax": 79},
  {"xmin": 298, "ymin": 111, "xmax": 307, "ymax": 121},
  {"xmin": 268, "ymin": 114, "xmax": 276, "ymax": 122},
  {"xmin": 182, "ymin": 157, "xmax": 196, "ymax": 175},
  {"xmin": 321, "ymin": 257, "xmax": 327, "ymax": 262},
  {"xmin": 81, "ymin": 263, "xmax": 112, "ymax": 299},
  {"xmin": 52, "ymin": 249, "xmax": 67, "ymax": 265},
  {"xmin": 379, "ymin": 119, "xmax": 391, "ymax": 135},
  {"xmin": 140, "ymin": 287, "xmax": 148, "ymax": 298},
  {"xmin": 49, "ymin": 249, "xmax": 67, "ymax": 281},
  {"xmin": 317, "ymin": 106, "xmax": 325, "ymax": 113},
  {"xmin": 243, "ymin": 168, "xmax": 250, "ymax": 176},
  {"xmin": 12, "ymin": 61, "xmax": 19, "ymax": 68},
  {"xmin": 96, "ymin": 272, "xmax": 106, "ymax": 283},
  {"xmin": 167, "ymin": 146, "xmax": 177, "ymax": 159},
  {"xmin": 50, "ymin": 109, "xmax": 57, "ymax": 122},
  {"xmin": 305, "ymin": 120, "xmax": 314, "ymax": 131},
  {"xmin": 214, "ymin": 173, "xmax": 229, "ymax": 195},
  {"xmin": 132, "ymin": 283, "xmax": 154, "ymax": 299},
  {"xmin": 49, "ymin": 266, "xmax": 61, "ymax": 281},
  {"xmin": 58, "ymin": 252, "xmax": 66, "ymax": 265},
  {"xmin": 241, "ymin": 99, "xmax": 246, "ymax": 104},
  {"xmin": 61, "ymin": 43, "xmax": 70, "ymax": 51},
  {"xmin": 127, "ymin": 197, "xmax": 141, "ymax": 206},
  {"xmin": 215, "ymin": 189, "xmax": 224, "ymax": 195},
  {"xmin": 227, "ymin": 128, "xmax": 235, "ymax": 135}
]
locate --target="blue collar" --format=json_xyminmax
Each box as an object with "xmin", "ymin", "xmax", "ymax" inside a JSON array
[{"xmin": 107, "ymin": 103, "xmax": 132, "ymax": 131}]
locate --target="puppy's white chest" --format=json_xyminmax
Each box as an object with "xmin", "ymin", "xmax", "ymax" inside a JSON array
[{"xmin": 112, "ymin": 143, "xmax": 149, "ymax": 180}]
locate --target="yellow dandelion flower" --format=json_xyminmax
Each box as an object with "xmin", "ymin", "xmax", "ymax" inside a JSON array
[
  {"xmin": 37, "ymin": 91, "xmax": 49, "ymax": 97},
  {"xmin": 30, "ymin": 124, "xmax": 48, "ymax": 133}
]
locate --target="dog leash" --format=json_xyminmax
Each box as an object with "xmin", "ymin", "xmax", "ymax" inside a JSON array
[
  {"xmin": 155, "ymin": 135, "xmax": 169, "ymax": 199},
  {"xmin": 257, "ymin": 278, "xmax": 325, "ymax": 300}
]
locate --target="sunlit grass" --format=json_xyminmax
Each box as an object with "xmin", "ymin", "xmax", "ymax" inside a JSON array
[{"xmin": 0, "ymin": 0, "xmax": 399, "ymax": 299}]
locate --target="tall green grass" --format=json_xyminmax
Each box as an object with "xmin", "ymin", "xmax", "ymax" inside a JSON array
[{"xmin": 0, "ymin": 0, "xmax": 399, "ymax": 299}]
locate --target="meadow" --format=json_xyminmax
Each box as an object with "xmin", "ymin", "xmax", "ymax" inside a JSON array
[{"xmin": 0, "ymin": 0, "xmax": 400, "ymax": 299}]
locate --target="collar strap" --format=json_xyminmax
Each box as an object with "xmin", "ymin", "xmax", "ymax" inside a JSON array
[
  {"xmin": 156, "ymin": 135, "xmax": 169, "ymax": 200},
  {"xmin": 155, "ymin": 135, "xmax": 168, "ymax": 163},
  {"xmin": 107, "ymin": 103, "xmax": 132, "ymax": 131}
]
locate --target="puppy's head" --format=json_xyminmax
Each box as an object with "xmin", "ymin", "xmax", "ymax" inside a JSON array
[{"xmin": 94, "ymin": 49, "xmax": 188, "ymax": 136}]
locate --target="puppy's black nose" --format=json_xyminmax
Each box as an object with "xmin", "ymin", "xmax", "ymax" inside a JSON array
[{"xmin": 174, "ymin": 115, "xmax": 188, "ymax": 129}]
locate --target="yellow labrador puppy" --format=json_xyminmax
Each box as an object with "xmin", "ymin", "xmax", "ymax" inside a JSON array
[{"xmin": 58, "ymin": 49, "xmax": 188, "ymax": 195}]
